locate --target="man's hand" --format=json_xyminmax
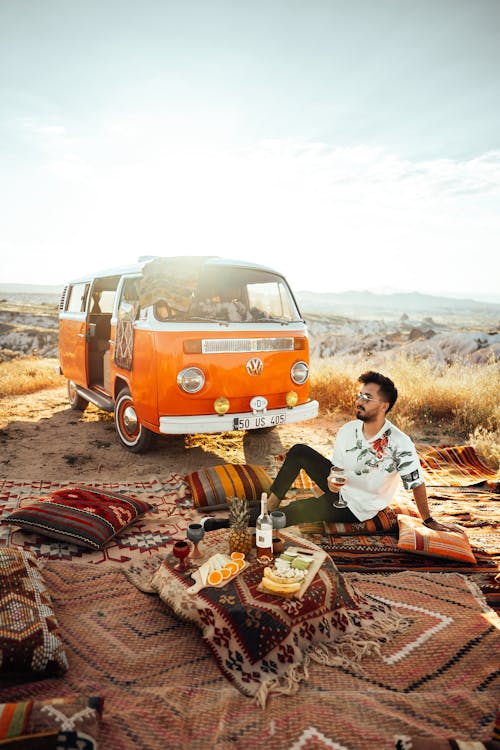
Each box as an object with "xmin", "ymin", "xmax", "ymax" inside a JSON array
[{"xmin": 425, "ymin": 519, "xmax": 465, "ymax": 534}]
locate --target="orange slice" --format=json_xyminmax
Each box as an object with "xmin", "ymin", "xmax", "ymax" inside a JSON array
[
  {"xmin": 225, "ymin": 561, "xmax": 239, "ymax": 576},
  {"xmin": 235, "ymin": 558, "xmax": 245, "ymax": 570},
  {"xmin": 207, "ymin": 569, "xmax": 223, "ymax": 586},
  {"xmin": 230, "ymin": 552, "xmax": 245, "ymax": 561}
]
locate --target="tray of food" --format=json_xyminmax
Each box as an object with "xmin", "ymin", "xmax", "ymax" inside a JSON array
[
  {"xmin": 257, "ymin": 546, "xmax": 327, "ymax": 599},
  {"xmin": 187, "ymin": 552, "xmax": 248, "ymax": 595}
]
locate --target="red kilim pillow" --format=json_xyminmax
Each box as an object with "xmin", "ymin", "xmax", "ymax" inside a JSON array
[{"xmin": 1, "ymin": 486, "xmax": 152, "ymax": 550}]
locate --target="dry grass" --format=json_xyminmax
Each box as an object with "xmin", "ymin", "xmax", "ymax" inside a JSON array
[
  {"xmin": 310, "ymin": 352, "xmax": 500, "ymax": 469},
  {"xmin": 0, "ymin": 357, "xmax": 65, "ymax": 397}
]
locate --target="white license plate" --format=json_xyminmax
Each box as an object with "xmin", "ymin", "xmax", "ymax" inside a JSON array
[{"xmin": 233, "ymin": 413, "xmax": 286, "ymax": 430}]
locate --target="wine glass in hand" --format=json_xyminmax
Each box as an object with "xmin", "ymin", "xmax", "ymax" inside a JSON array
[
  {"xmin": 172, "ymin": 540, "xmax": 191, "ymax": 571},
  {"xmin": 328, "ymin": 468, "xmax": 348, "ymax": 508},
  {"xmin": 187, "ymin": 523, "xmax": 205, "ymax": 559}
]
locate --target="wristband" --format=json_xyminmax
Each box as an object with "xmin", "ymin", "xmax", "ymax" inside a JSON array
[{"xmin": 423, "ymin": 516, "xmax": 434, "ymax": 526}]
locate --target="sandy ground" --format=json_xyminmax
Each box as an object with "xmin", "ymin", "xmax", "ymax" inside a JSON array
[{"xmin": 0, "ymin": 385, "xmax": 345, "ymax": 482}]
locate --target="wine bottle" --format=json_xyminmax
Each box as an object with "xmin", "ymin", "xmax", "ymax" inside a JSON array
[{"xmin": 256, "ymin": 492, "xmax": 273, "ymax": 562}]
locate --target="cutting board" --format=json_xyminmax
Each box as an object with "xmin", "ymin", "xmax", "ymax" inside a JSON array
[
  {"xmin": 187, "ymin": 556, "xmax": 249, "ymax": 595},
  {"xmin": 257, "ymin": 545, "xmax": 327, "ymax": 599}
]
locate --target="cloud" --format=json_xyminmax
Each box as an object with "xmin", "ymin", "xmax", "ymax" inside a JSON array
[
  {"xmin": 19, "ymin": 118, "xmax": 67, "ymax": 138},
  {"xmin": 1, "ymin": 130, "xmax": 499, "ymax": 296}
]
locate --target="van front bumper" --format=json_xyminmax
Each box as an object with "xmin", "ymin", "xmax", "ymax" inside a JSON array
[{"xmin": 158, "ymin": 400, "xmax": 319, "ymax": 435}]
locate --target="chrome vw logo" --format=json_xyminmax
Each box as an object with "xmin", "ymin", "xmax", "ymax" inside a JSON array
[{"xmin": 246, "ymin": 357, "xmax": 263, "ymax": 376}]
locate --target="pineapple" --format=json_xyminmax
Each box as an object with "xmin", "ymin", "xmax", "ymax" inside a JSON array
[{"xmin": 228, "ymin": 497, "xmax": 252, "ymax": 556}]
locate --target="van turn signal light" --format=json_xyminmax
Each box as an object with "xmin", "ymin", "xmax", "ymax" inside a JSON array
[{"xmin": 286, "ymin": 391, "xmax": 298, "ymax": 407}]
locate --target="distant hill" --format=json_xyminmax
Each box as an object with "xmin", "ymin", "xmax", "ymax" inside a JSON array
[
  {"xmin": 0, "ymin": 284, "xmax": 64, "ymax": 306},
  {"xmin": 0, "ymin": 283, "xmax": 64, "ymax": 295},
  {"xmin": 295, "ymin": 290, "xmax": 500, "ymax": 319}
]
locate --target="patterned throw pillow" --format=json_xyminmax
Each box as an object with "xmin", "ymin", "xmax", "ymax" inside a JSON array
[
  {"xmin": 397, "ymin": 514, "xmax": 477, "ymax": 564},
  {"xmin": 1, "ymin": 486, "xmax": 152, "ymax": 550},
  {"xmin": 324, "ymin": 500, "xmax": 421, "ymax": 536},
  {"xmin": 186, "ymin": 464, "xmax": 272, "ymax": 508},
  {"xmin": 0, "ymin": 696, "xmax": 103, "ymax": 749},
  {"xmin": 0, "ymin": 547, "xmax": 68, "ymax": 676}
]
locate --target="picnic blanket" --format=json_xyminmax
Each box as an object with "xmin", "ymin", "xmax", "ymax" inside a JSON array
[{"xmin": 1, "ymin": 562, "xmax": 498, "ymax": 749}]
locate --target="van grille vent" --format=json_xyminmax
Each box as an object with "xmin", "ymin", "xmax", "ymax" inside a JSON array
[
  {"xmin": 201, "ymin": 338, "xmax": 294, "ymax": 354},
  {"xmin": 59, "ymin": 286, "xmax": 68, "ymax": 311}
]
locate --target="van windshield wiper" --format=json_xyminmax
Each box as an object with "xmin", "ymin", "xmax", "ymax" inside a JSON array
[
  {"xmin": 251, "ymin": 317, "xmax": 292, "ymax": 325},
  {"xmin": 180, "ymin": 316, "xmax": 231, "ymax": 326}
]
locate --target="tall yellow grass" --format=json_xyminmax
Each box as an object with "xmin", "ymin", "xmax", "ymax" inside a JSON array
[
  {"xmin": 0, "ymin": 357, "xmax": 64, "ymax": 397},
  {"xmin": 310, "ymin": 352, "xmax": 500, "ymax": 468}
]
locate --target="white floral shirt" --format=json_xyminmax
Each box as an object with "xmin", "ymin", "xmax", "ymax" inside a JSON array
[{"xmin": 332, "ymin": 419, "xmax": 424, "ymax": 521}]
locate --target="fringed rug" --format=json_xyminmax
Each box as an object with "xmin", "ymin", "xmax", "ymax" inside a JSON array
[
  {"xmin": 1, "ymin": 562, "xmax": 498, "ymax": 750},
  {"xmin": 0, "ymin": 477, "xmax": 192, "ymax": 563}
]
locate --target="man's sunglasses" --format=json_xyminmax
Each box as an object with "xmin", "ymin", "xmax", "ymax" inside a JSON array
[{"xmin": 355, "ymin": 392, "xmax": 382, "ymax": 403}]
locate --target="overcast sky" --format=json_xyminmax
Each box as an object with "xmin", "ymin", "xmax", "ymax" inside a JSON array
[{"xmin": 1, "ymin": 0, "xmax": 499, "ymax": 301}]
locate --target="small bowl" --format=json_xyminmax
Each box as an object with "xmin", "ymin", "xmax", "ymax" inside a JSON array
[{"xmin": 272, "ymin": 537, "xmax": 285, "ymax": 554}]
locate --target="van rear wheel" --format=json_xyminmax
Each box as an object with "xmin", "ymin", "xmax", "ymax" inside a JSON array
[
  {"xmin": 114, "ymin": 387, "xmax": 154, "ymax": 453},
  {"xmin": 67, "ymin": 380, "xmax": 88, "ymax": 411}
]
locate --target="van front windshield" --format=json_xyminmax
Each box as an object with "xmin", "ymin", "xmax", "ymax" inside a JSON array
[{"xmin": 185, "ymin": 267, "xmax": 301, "ymax": 323}]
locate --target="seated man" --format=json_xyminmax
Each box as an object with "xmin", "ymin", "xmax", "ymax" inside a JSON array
[{"xmin": 201, "ymin": 371, "xmax": 461, "ymax": 533}]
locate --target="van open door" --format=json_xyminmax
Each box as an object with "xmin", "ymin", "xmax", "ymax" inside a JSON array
[{"xmin": 59, "ymin": 281, "xmax": 90, "ymax": 391}]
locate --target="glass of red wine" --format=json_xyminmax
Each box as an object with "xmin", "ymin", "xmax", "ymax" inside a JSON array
[{"xmin": 172, "ymin": 540, "xmax": 191, "ymax": 571}]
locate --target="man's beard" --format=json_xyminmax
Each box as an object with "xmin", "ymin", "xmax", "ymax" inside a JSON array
[{"xmin": 356, "ymin": 407, "xmax": 367, "ymax": 421}]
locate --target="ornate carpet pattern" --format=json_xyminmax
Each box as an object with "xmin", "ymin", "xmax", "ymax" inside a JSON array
[
  {"xmin": 0, "ymin": 477, "xmax": 191, "ymax": 564},
  {"xmin": 1, "ymin": 563, "xmax": 498, "ymax": 750}
]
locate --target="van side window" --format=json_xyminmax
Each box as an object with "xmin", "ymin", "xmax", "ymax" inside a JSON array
[
  {"xmin": 66, "ymin": 283, "xmax": 90, "ymax": 313},
  {"xmin": 94, "ymin": 290, "xmax": 116, "ymax": 314},
  {"xmin": 118, "ymin": 279, "xmax": 140, "ymax": 320}
]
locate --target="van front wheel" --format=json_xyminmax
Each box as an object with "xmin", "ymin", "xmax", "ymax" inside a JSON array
[
  {"xmin": 114, "ymin": 388, "xmax": 154, "ymax": 453},
  {"xmin": 67, "ymin": 380, "xmax": 88, "ymax": 411}
]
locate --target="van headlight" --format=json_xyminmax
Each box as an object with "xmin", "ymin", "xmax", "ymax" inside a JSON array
[
  {"xmin": 177, "ymin": 367, "xmax": 205, "ymax": 393},
  {"xmin": 291, "ymin": 361, "xmax": 309, "ymax": 385}
]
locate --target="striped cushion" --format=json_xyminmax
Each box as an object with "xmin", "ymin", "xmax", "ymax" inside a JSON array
[
  {"xmin": 0, "ymin": 696, "xmax": 103, "ymax": 748},
  {"xmin": 186, "ymin": 464, "xmax": 272, "ymax": 508},
  {"xmin": 1, "ymin": 487, "xmax": 152, "ymax": 550},
  {"xmin": 397, "ymin": 514, "xmax": 477, "ymax": 564},
  {"xmin": 324, "ymin": 500, "xmax": 420, "ymax": 536}
]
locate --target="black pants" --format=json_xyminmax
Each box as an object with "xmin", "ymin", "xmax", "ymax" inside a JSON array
[{"xmin": 251, "ymin": 443, "xmax": 359, "ymax": 527}]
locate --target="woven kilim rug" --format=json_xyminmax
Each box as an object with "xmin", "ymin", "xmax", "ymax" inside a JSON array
[
  {"xmin": 417, "ymin": 445, "xmax": 499, "ymax": 487},
  {"xmin": 0, "ymin": 477, "xmax": 192, "ymax": 563},
  {"xmin": 1, "ymin": 563, "xmax": 498, "ymax": 750}
]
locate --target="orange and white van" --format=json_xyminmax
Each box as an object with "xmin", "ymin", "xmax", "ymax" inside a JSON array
[{"xmin": 59, "ymin": 256, "xmax": 318, "ymax": 452}]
